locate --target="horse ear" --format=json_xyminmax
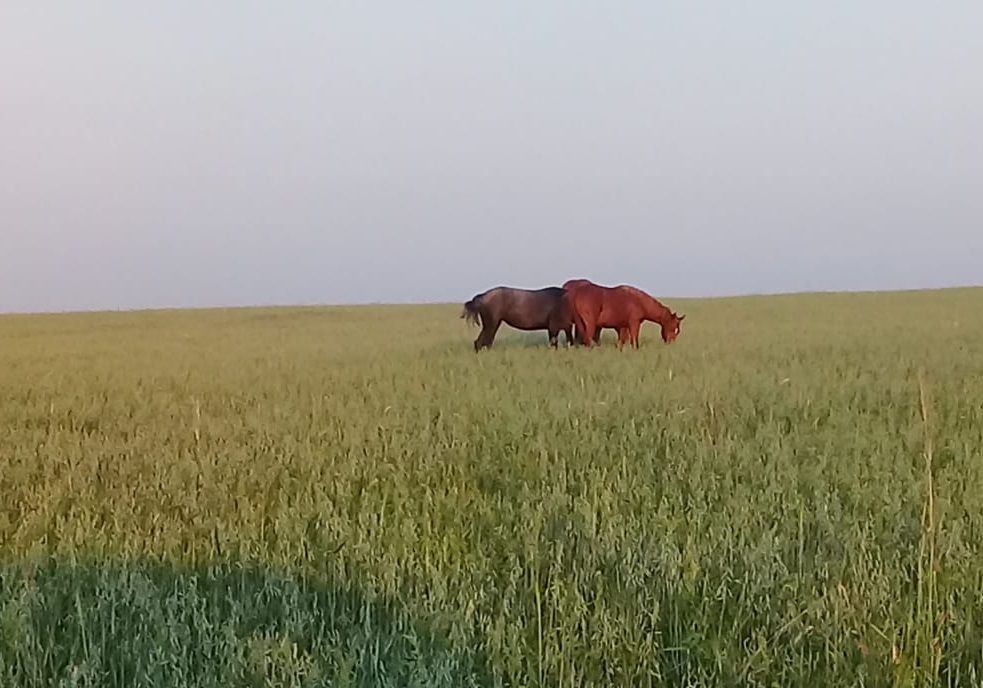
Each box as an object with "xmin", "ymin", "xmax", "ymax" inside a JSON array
[{"xmin": 678, "ymin": 314, "xmax": 686, "ymax": 321}]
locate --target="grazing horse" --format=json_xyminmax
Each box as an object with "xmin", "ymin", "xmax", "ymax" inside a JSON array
[
  {"xmin": 566, "ymin": 282, "xmax": 684, "ymax": 348},
  {"xmin": 562, "ymin": 279, "xmax": 624, "ymax": 345},
  {"xmin": 461, "ymin": 286, "xmax": 574, "ymax": 350}
]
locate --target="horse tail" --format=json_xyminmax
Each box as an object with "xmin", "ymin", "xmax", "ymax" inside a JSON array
[
  {"xmin": 563, "ymin": 289, "xmax": 583, "ymax": 338},
  {"xmin": 461, "ymin": 295, "xmax": 482, "ymax": 326}
]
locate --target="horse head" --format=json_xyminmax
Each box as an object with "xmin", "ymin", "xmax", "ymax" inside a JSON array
[{"xmin": 660, "ymin": 312, "xmax": 685, "ymax": 343}]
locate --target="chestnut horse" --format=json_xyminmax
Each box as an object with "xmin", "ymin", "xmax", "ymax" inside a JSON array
[
  {"xmin": 562, "ymin": 279, "xmax": 623, "ymax": 345},
  {"xmin": 462, "ymin": 286, "xmax": 573, "ymax": 351},
  {"xmin": 566, "ymin": 282, "xmax": 684, "ymax": 348}
]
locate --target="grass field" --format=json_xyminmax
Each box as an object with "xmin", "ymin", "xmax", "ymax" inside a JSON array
[{"xmin": 1, "ymin": 288, "xmax": 982, "ymax": 687}]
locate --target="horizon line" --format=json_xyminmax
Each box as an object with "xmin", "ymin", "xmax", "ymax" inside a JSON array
[{"xmin": 1, "ymin": 283, "xmax": 980, "ymax": 318}]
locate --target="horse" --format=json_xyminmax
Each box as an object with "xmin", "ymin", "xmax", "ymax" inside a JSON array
[
  {"xmin": 565, "ymin": 282, "xmax": 684, "ymax": 348},
  {"xmin": 562, "ymin": 279, "xmax": 624, "ymax": 345},
  {"xmin": 461, "ymin": 286, "xmax": 574, "ymax": 350}
]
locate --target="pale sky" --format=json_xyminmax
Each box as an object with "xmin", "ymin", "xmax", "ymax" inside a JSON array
[{"xmin": 2, "ymin": 3, "xmax": 981, "ymax": 313}]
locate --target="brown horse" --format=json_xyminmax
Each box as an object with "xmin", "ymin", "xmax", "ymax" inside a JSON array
[
  {"xmin": 561, "ymin": 279, "xmax": 623, "ymax": 345},
  {"xmin": 566, "ymin": 282, "xmax": 684, "ymax": 348},
  {"xmin": 462, "ymin": 286, "xmax": 574, "ymax": 350}
]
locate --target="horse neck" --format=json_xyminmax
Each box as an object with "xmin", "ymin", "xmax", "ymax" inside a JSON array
[{"xmin": 640, "ymin": 294, "xmax": 671, "ymax": 324}]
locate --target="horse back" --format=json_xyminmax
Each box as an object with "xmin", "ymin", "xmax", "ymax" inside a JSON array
[
  {"xmin": 568, "ymin": 283, "xmax": 641, "ymax": 324},
  {"xmin": 485, "ymin": 285, "xmax": 569, "ymax": 330}
]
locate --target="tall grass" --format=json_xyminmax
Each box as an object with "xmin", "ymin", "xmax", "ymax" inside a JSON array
[{"xmin": 1, "ymin": 289, "xmax": 982, "ymax": 686}]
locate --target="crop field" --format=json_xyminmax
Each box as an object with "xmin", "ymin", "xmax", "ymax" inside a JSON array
[{"xmin": 1, "ymin": 288, "xmax": 982, "ymax": 687}]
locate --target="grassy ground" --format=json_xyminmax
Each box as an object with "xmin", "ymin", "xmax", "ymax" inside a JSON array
[{"xmin": 1, "ymin": 288, "xmax": 982, "ymax": 686}]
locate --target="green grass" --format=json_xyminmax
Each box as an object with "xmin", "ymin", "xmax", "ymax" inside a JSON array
[{"xmin": 1, "ymin": 288, "xmax": 982, "ymax": 686}]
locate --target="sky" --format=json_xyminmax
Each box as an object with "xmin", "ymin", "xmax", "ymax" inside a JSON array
[{"xmin": 2, "ymin": 2, "xmax": 981, "ymax": 313}]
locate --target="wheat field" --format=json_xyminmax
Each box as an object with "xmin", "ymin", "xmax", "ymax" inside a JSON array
[{"xmin": 1, "ymin": 288, "xmax": 982, "ymax": 687}]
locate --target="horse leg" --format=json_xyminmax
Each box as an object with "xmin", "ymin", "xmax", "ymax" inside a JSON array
[
  {"xmin": 564, "ymin": 326, "xmax": 574, "ymax": 346},
  {"xmin": 483, "ymin": 319, "xmax": 502, "ymax": 349},
  {"xmin": 581, "ymin": 318, "xmax": 597, "ymax": 348},
  {"xmin": 570, "ymin": 306, "xmax": 589, "ymax": 347},
  {"xmin": 475, "ymin": 318, "xmax": 501, "ymax": 351},
  {"xmin": 548, "ymin": 323, "xmax": 560, "ymax": 348},
  {"xmin": 617, "ymin": 327, "xmax": 630, "ymax": 348},
  {"xmin": 628, "ymin": 320, "xmax": 641, "ymax": 348}
]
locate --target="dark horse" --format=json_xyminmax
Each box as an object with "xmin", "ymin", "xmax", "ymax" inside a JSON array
[
  {"xmin": 462, "ymin": 287, "xmax": 573, "ymax": 350},
  {"xmin": 566, "ymin": 282, "xmax": 684, "ymax": 348}
]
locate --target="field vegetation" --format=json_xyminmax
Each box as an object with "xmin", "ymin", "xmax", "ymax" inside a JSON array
[{"xmin": 1, "ymin": 288, "xmax": 982, "ymax": 686}]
